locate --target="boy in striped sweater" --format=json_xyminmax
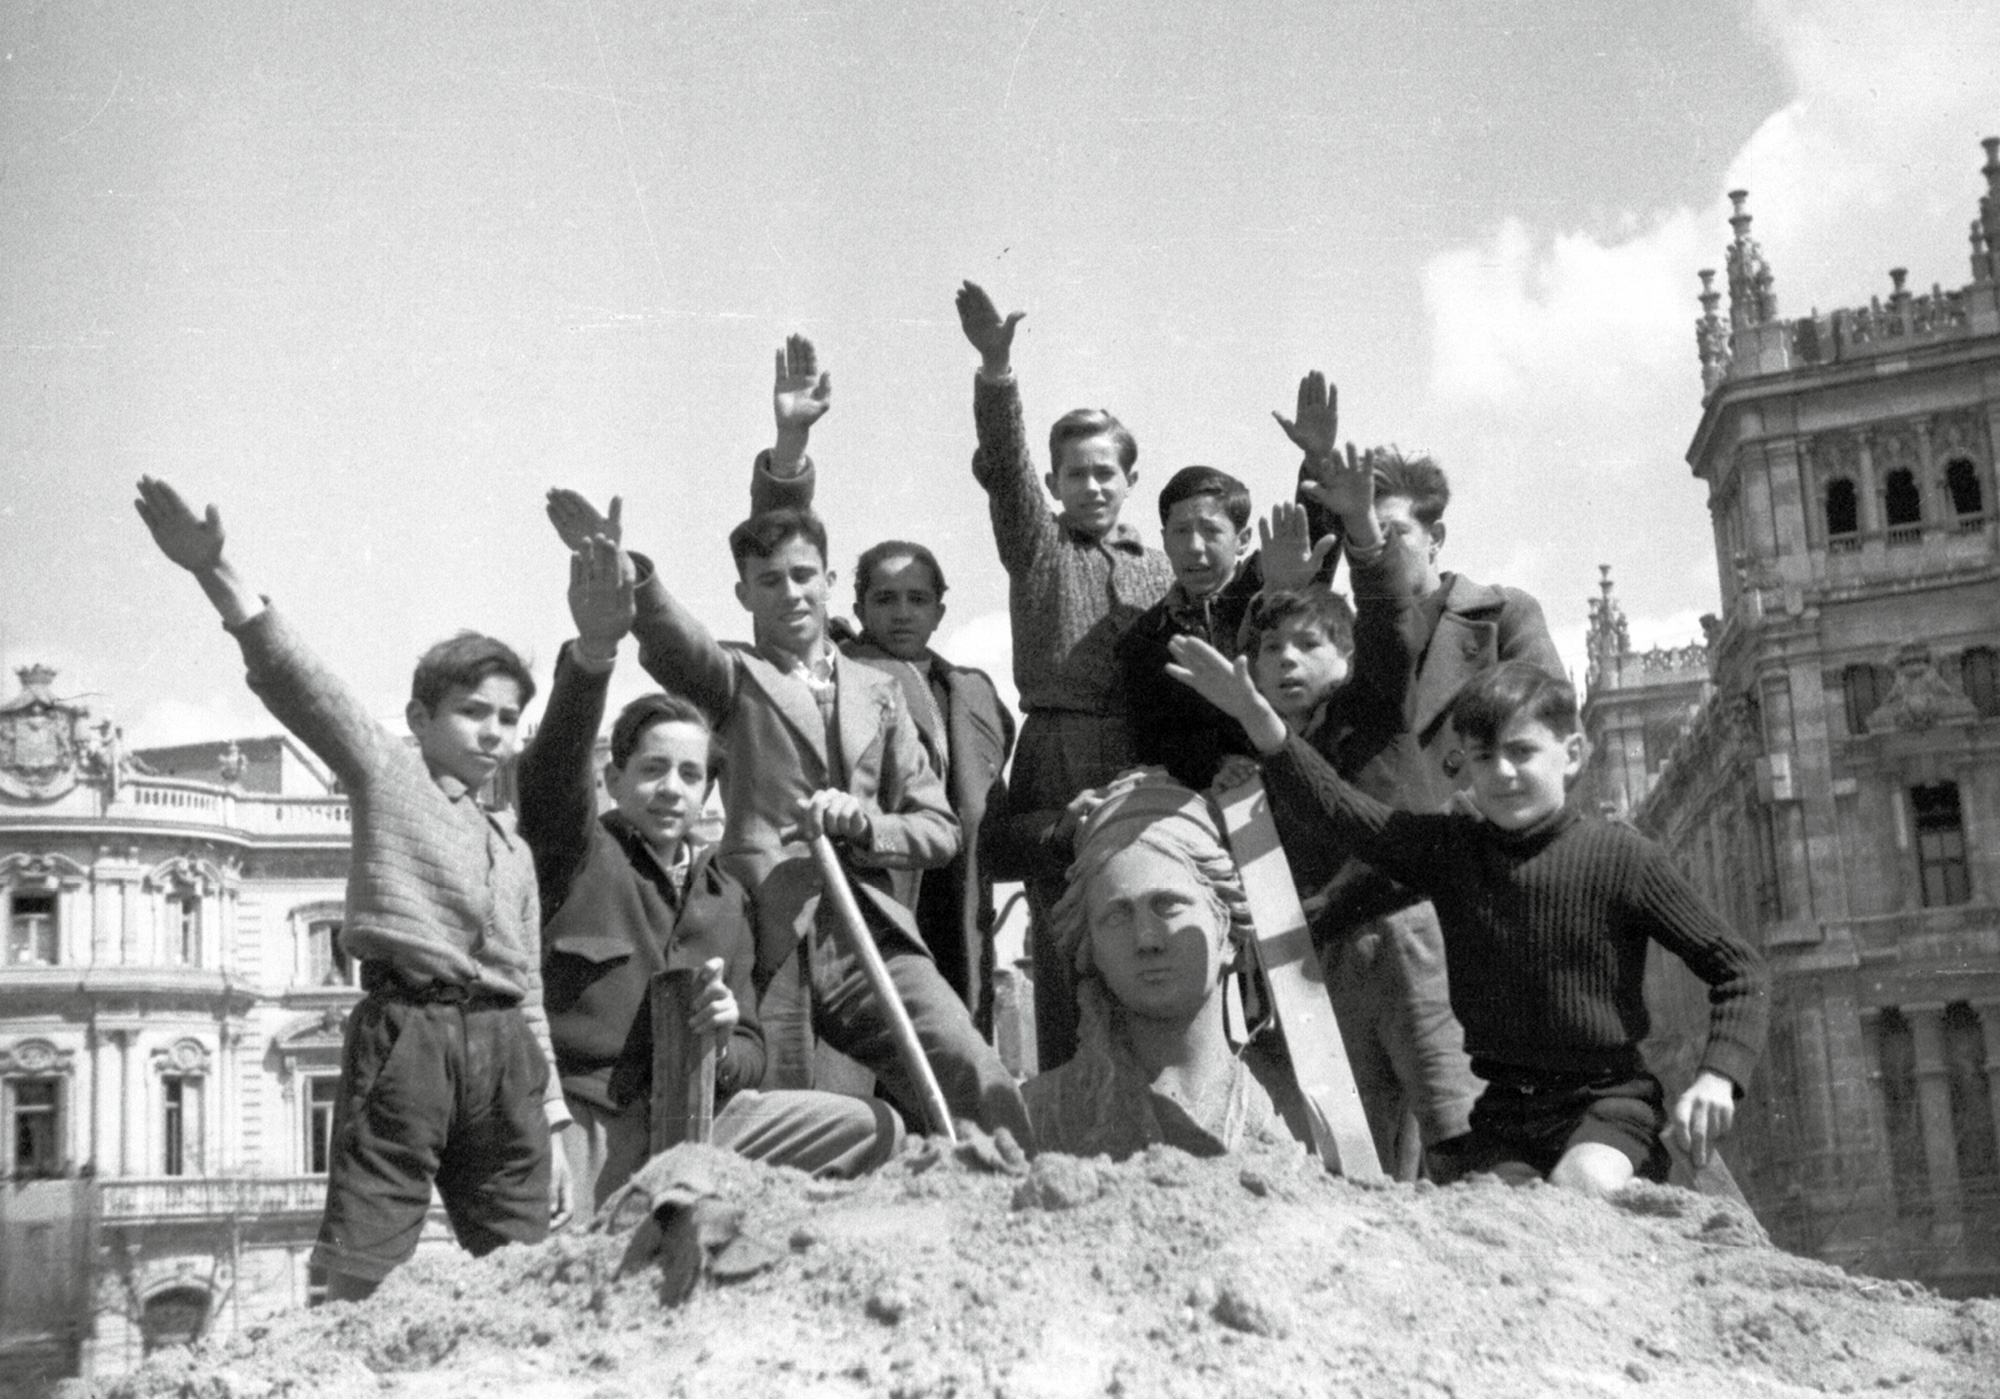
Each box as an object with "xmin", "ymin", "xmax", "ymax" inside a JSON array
[{"xmin": 1166, "ymin": 645, "xmax": 1768, "ymax": 1195}]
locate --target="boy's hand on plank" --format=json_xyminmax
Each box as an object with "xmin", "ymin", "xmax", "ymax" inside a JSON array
[
  {"xmin": 688, "ymin": 957, "xmax": 740, "ymax": 1038},
  {"xmin": 795, "ymin": 788, "xmax": 872, "ymax": 845},
  {"xmin": 546, "ymin": 489, "xmax": 622, "ymax": 552},
  {"xmin": 1166, "ymin": 635, "xmax": 1288, "ymax": 754},
  {"xmin": 1209, "ymin": 755, "xmax": 1262, "ymax": 795},
  {"xmin": 1258, "ymin": 501, "xmax": 1339, "ymax": 594},
  {"xmin": 568, "ymin": 534, "xmax": 636, "ymax": 663},
  {"xmin": 1671, "ymin": 1070, "xmax": 1737, "ymax": 1168},
  {"xmin": 955, "ymin": 281, "xmax": 1024, "ymax": 376},
  {"xmin": 548, "ymin": 1144, "xmax": 575, "ymax": 1232}
]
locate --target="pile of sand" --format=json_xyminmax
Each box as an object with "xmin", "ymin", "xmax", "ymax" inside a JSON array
[{"xmin": 100, "ymin": 1142, "xmax": 2000, "ymax": 1399}]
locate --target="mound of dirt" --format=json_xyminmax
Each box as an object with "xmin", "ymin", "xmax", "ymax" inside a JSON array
[{"xmin": 101, "ymin": 1143, "xmax": 2000, "ymax": 1399}]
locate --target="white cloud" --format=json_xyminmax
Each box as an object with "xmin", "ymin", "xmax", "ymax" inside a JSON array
[{"xmin": 1416, "ymin": 0, "xmax": 2000, "ymax": 677}]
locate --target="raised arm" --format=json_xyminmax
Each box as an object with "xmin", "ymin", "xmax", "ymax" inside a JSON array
[
  {"xmin": 517, "ymin": 535, "xmax": 635, "ymax": 901},
  {"xmin": 763, "ymin": 332, "xmax": 831, "ymax": 493},
  {"xmin": 958, "ymin": 281, "xmax": 1056, "ymax": 577},
  {"xmin": 134, "ymin": 477, "xmax": 402, "ymax": 791}
]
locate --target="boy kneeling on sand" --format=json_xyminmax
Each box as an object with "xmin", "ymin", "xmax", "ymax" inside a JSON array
[{"xmin": 1168, "ymin": 645, "xmax": 1768, "ymax": 1194}]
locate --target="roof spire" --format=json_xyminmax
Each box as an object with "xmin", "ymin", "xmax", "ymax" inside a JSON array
[{"xmin": 1726, "ymin": 190, "xmax": 1779, "ymax": 329}]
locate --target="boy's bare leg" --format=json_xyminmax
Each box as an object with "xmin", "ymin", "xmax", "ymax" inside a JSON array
[{"xmin": 1550, "ymin": 1142, "xmax": 1638, "ymax": 1196}]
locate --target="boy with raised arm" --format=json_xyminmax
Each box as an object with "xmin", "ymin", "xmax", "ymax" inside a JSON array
[
  {"xmin": 957, "ymin": 280, "xmax": 1174, "ymax": 1069},
  {"xmin": 748, "ymin": 336, "xmax": 1018, "ymax": 1033},
  {"xmin": 133, "ymin": 477, "xmax": 571, "ymax": 1301},
  {"xmin": 1168, "ymin": 644, "xmax": 1769, "ymax": 1195},
  {"xmin": 543, "ymin": 480, "xmax": 1030, "ymax": 1144},
  {"xmin": 517, "ymin": 536, "xmax": 903, "ymax": 1207}
]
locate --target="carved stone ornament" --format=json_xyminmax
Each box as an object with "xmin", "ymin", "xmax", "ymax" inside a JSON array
[
  {"xmin": 1875, "ymin": 644, "xmax": 1979, "ymax": 732},
  {"xmin": 0, "ymin": 666, "xmax": 88, "ymax": 802},
  {"xmin": 2, "ymin": 1037, "xmax": 64, "ymax": 1074},
  {"xmin": 151, "ymin": 1037, "xmax": 211, "ymax": 1076}
]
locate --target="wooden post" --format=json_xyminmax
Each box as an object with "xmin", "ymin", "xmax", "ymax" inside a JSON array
[
  {"xmin": 1216, "ymin": 776, "xmax": 1386, "ymax": 1181},
  {"xmin": 650, "ymin": 967, "xmax": 716, "ymax": 1154}
]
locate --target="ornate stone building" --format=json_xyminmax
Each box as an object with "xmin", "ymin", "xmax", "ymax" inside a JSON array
[
  {"xmin": 1588, "ymin": 138, "xmax": 2000, "ymax": 1295},
  {"xmin": 0, "ymin": 665, "xmax": 379, "ymax": 1382}
]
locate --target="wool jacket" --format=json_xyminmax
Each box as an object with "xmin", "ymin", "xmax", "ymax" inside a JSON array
[
  {"xmin": 515, "ymin": 643, "xmax": 766, "ymax": 1113},
  {"xmin": 1260, "ymin": 733, "xmax": 1770, "ymax": 1092},
  {"xmin": 225, "ymin": 605, "xmax": 564, "ymax": 1120}
]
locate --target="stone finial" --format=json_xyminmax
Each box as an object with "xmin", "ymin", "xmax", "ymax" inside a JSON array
[
  {"xmin": 1695, "ymin": 268, "xmax": 1730, "ymax": 393},
  {"xmin": 1585, "ymin": 565, "xmax": 1629, "ymax": 691},
  {"xmin": 1977, "ymin": 137, "xmax": 2000, "ymax": 283},
  {"xmin": 1725, "ymin": 190, "xmax": 1779, "ymax": 330},
  {"xmin": 1889, "ymin": 267, "xmax": 1909, "ymax": 300},
  {"xmin": 15, "ymin": 664, "xmax": 57, "ymax": 696}
]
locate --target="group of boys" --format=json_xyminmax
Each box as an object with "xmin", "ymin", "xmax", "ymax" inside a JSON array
[{"xmin": 131, "ymin": 277, "xmax": 1767, "ymax": 1300}]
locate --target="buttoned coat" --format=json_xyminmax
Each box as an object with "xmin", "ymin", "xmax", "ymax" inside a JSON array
[{"xmin": 1405, "ymin": 573, "xmax": 1562, "ymax": 803}]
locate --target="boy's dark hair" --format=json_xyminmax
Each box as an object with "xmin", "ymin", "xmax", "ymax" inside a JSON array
[
  {"xmin": 1371, "ymin": 449, "xmax": 1451, "ymax": 527},
  {"xmin": 410, "ymin": 633, "xmax": 535, "ymax": 713},
  {"xmin": 609, "ymin": 692, "xmax": 717, "ymax": 777},
  {"xmin": 1246, "ymin": 589, "xmax": 1356, "ymax": 658},
  {"xmin": 1049, "ymin": 408, "xmax": 1137, "ymax": 474},
  {"xmin": 1449, "ymin": 660, "xmax": 1579, "ymax": 745},
  {"xmin": 1157, "ymin": 466, "xmax": 1252, "ymax": 531},
  {"xmin": 729, "ymin": 508, "xmax": 828, "ymax": 570},
  {"xmin": 853, "ymin": 540, "xmax": 947, "ymax": 608}
]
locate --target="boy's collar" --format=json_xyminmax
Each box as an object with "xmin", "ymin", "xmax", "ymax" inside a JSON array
[{"xmin": 1059, "ymin": 516, "xmax": 1148, "ymax": 553}]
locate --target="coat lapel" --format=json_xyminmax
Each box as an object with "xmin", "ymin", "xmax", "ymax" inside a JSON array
[
  {"xmin": 834, "ymin": 656, "xmax": 887, "ymax": 789},
  {"xmin": 735, "ymin": 648, "xmax": 831, "ymax": 774}
]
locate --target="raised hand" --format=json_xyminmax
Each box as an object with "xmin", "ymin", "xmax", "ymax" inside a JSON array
[
  {"xmin": 955, "ymin": 280, "xmax": 1025, "ymax": 375},
  {"xmin": 545, "ymin": 489, "xmax": 622, "ymax": 552},
  {"xmin": 1166, "ymin": 635, "xmax": 1287, "ymax": 754},
  {"xmin": 1272, "ymin": 371, "xmax": 1339, "ymax": 462},
  {"xmin": 567, "ymin": 534, "xmax": 635, "ymax": 662},
  {"xmin": 134, "ymin": 476, "xmax": 226, "ymax": 574},
  {"xmin": 1296, "ymin": 443, "xmax": 1382, "ymax": 549},
  {"xmin": 1258, "ymin": 500, "xmax": 1340, "ymax": 594},
  {"xmin": 795, "ymin": 788, "xmax": 872, "ymax": 844},
  {"xmin": 773, "ymin": 333, "xmax": 832, "ymax": 436}
]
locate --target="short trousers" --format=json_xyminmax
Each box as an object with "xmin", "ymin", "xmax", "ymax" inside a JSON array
[{"xmin": 1429, "ymin": 1065, "xmax": 1669, "ymax": 1185}]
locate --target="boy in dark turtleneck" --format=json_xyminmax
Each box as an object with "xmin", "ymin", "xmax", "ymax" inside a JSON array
[{"xmin": 1165, "ymin": 649, "xmax": 1770, "ymax": 1197}]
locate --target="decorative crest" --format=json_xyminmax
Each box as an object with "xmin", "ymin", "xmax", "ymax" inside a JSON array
[
  {"xmin": 0, "ymin": 664, "xmax": 89, "ymax": 802},
  {"xmin": 1874, "ymin": 644, "xmax": 1978, "ymax": 732}
]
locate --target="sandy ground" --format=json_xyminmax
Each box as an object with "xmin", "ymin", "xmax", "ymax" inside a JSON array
[{"xmin": 93, "ymin": 1141, "xmax": 2000, "ymax": 1399}]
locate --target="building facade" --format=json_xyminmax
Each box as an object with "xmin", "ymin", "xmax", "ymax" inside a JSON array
[
  {"xmin": 1586, "ymin": 139, "xmax": 2000, "ymax": 1294},
  {"xmin": 0, "ymin": 666, "xmax": 376, "ymax": 1382}
]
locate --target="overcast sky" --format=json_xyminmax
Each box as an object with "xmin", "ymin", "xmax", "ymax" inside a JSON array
[{"xmin": 3, "ymin": 0, "xmax": 1996, "ymax": 745}]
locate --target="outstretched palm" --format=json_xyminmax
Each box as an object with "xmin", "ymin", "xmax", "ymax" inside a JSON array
[
  {"xmin": 545, "ymin": 489, "xmax": 622, "ymax": 552},
  {"xmin": 1272, "ymin": 370, "xmax": 1339, "ymax": 461},
  {"xmin": 773, "ymin": 333, "xmax": 832, "ymax": 434},
  {"xmin": 134, "ymin": 476, "xmax": 225, "ymax": 573},
  {"xmin": 955, "ymin": 281, "xmax": 1024, "ymax": 364}
]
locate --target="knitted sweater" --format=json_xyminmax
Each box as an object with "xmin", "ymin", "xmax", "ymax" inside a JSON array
[
  {"xmin": 228, "ymin": 606, "xmax": 564, "ymax": 1120},
  {"xmin": 1261, "ymin": 734, "xmax": 1769, "ymax": 1090},
  {"xmin": 971, "ymin": 372, "xmax": 1173, "ymax": 714}
]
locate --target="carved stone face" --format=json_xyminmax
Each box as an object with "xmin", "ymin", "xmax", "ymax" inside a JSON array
[{"xmin": 1083, "ymin": 842, "xmax": 1231, "ymax": 1024}]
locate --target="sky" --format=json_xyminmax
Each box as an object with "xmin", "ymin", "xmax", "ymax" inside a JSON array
[{"xmin": 2, "ymin": 0, "xmax": 1997, "ymax": 746}]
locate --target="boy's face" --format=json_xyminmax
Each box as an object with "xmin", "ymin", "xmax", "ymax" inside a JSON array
[
  {"xmin": 1045, "ymin": 434, "xmax": 1134, "ymax": 539},
  {"xmin": 857, "ymin": 553, "xmax": 946, "ymax": 662},
  {"xmin": 735, "ymin": 534, "xmax": 832, "ymax": 659},
  {"xmin": 406, "ymin": 674, "xmax": 525, "ymax": 790},
  {"xmin": 1252, "ymin": 616, "xmax": 1350, "ymax": 725},
  {"xmin": 606, "ymin": 719, "xmax": 712, "ymax": 857},
  {"xmin": 1466, "ymin": 711, "xmax": 1584, "ymax": 830},
  {"xmin": 1374, "ymin": 493, "xmax": 1446, "ymax": 598},
  {"xmin": 1085, "ymin": 843, "xmax": 1231, "ymax": 1025},
  {"xmin": 1162, "ymin": 494, "xmax": 1253, "ymax": 599}
]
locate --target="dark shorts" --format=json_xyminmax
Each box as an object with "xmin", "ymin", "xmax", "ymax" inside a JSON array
[
  {"xmin": 313, "ymin": 993, "xmax": 552, "ymax": 1283},
  {"xmin": 1430, "ymin": 1065, "xmax": 1670, "ymax": 1186}
]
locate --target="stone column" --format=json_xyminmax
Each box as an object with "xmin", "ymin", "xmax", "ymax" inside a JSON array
[
  {"xmin": 1978, "ymin": 1002, "xmax": 2000, "ymax": 1171},
  {"xmin": 1906, "ymin": 1002, "xmax": 1964, "ymax": 1232},
  {"xmin": 120, "ymin": 1032, "xmax": 146, "ymax": 1177}
]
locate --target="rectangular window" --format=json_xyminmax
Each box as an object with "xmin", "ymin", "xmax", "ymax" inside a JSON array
[
  {"xmin": 305, "ymin": 920, "xmax": 355, "ymax": 987},
  {"xmin": 1912, "ymin": 783, "xmax": 1972, "ymax": 908},
  {"xmin": 8, "ymin": 1079, "xmax": 62, "ymax": 1178},
  {"xmin": 305, "ymin": 1077, "xmax": 339, "ymax": 1174},
  {"xmin": 172, "ymin": 894, "xmax": 202, "ymax": 967},
  {"xmin": 7, "ymin": 892, "xmax": 58, "ymax": 966},
  {"xmin": 163, "ymin": 1078, "xmax": 186, "ymax": 1176}
]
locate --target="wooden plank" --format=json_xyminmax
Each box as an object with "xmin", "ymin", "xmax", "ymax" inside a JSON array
[
  {"xmin": 1217, "ymin": 776, "xmax": 1386, "ymax": 1181},
  {"xmin": 649, "ymin": 967, "xmax": 716, "ymax": 1155}
]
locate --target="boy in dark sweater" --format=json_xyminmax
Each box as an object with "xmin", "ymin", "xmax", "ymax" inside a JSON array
[{"xmin": 1167, "ymin": 647, "xmax": 1769, "ymax": 1194}]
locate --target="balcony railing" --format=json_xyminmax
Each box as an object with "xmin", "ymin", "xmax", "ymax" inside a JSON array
[
  {"xmin": 96, "ymin": 1175, "xmax": 326, "ymax": 1222},
  {"xmin": 104, "ymin": 779, "xmax": 351, "ymax": 838}
]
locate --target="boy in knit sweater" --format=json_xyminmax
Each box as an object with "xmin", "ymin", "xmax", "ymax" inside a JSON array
[
  {"xmin": 1167, "ymin": 645, "xmax": 1768, "ymax": 1194},
  {"xmin": 134, "ymin": 477, "xmax": 571, "ymax": 1300},
  {"xmin": 956, "ymin": 280, "xmax": 1175, "ymax": 1070}
]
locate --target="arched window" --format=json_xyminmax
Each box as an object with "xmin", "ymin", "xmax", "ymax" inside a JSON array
[
  {"xmin": 1876, "ymin": 1008, "xmax": 1930, "ymax": 1217},
  {"xmin": 1883, "ymin": 467, "xmax": 1922, "ymax": 537},
  {"xmin": 141, "ymin": 1286, "xmax": 210, "ymax": 1354},
  {"xmin": 1960, "ymin": 646, "xmax": 1999, "ymax": 717},
  {"xmin": 1944, "ymin": 1003, "xmax": 1999, "ymax": 1204},
  {"xmin": 1944, "ymin": 458, "xmax": 1984, "ymax": 520},
  {"xmin": 1824, "ymin": 477, "xmax": 1859, "ymax": 543},
  {"xmin": 1843, "ymin": 663, "xmax": 1894, "ymax": 734}
]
